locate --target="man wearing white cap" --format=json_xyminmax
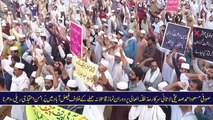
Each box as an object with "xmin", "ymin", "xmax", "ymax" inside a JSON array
[
  {"xmin": 65, "ymin": 54, "xmax": 73, "ymax": 79},
  {"xmin": 10, "ymin": 62, "xmax": 29, "ymax": 120},
  {"xmin": 42, "ymin": 75, "xmax": 56, "ymax": 91},
  {"xmin": 18, "ymin": 34, "xmax": 28, "ymax": 55},
  {"xmin": 109, "ymin": 81, "xmax": 131, "ymax": 120},
  {"xmin": 179, "ymin": 63, "xmax": 205, "ymax": 90},
  {"xmin": 2, "ymin": 36, "xmax": 21, "ymax": 56},
  {"xmin": 94, "ymin": 59, "xmax": 114, "ymax": 88},
  {"xmin": 190, "ymin": 0, "xmax": 199, "ymax": 20},
  {"xmin": 103, "ymin": 51, "xmax": 126, "ymax": 88},
  {"xmin": 124, "ymin": 29, "xmax": 137, "ymax": 60},
  {"xmin": 29, "ymin": 71, "xmax": 43, "ymax": 91},
  {"xmin": 167, "ymin": 53, "xmax": 187, "ymax": 83},
  {"xmin": 152, "ymin": 16, "xmax": 164, "ymax": 35},
  {"xmin": 40, "ymin": 32, "xmax": 52, "ymax": 56},
  {"xmin": 134, "ymin": 30, "xmax": 148, "ymax": 64}
]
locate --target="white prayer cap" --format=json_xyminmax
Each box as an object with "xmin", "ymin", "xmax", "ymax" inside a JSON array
[
  {"xmin": 117, "ymin": 8, "xmax": 121, "ymax": 10},
  {"xmin": 88, "ymin": 9, "xmax": 93, "ymax": 12},
  {"xmin": 66, "ymin": 36, "xmax": 70, "ymax": 41},
  {"xmin": 3, "ymin": 116, "xmax": 16, "ymax": 120},
  {"xmin": 94, "ymin": 25, "xmax": 99, "ymax": 29},
  {"xmin": 111, "ymin": 10, "xmax": 115, "ymax": 13},
  {"xmin": 2, "ymin": 20, "xmax": 6, "ymax": 26},
  {"xmin": 193, "ymin": 24, "xmax": 198, "ymax": 27},
  {"xmin": 7, "ymin": 36, "xmax": 15, "ymax": 40},
  {"xmin": 112, "ymin": 34, "xmax": 117, "ymax": 38},
  {"xmin": 181, "ymin": 20, "xmax": 186, "ymax": 24},
  {"xmin": 4, "ymin": 7, "xmax": 8, "ymax": 11},
  {"xmin": 18, "ymin": 34, "xmax": 25, "ymax": 38},
  {"xmin": 115, "ymin": 51, "xmax": 121, "ymax": 57},
  {"xmin": 101, "ymin": 18, "xmax": 107, "ymax": 22},
  {"xmin": 31, "ymin": 71, "xmax": 36, "ymax": 78},
  {"xmin": 158, "ymin": 81, "xmax": 168, "ymax": 91},
  {"xmin": 12, "ymin": 20, "xmax": 18, "ymax": 23},
  {"xmin": 102, "ymin": 47, "xmax": 107, "ymax": 51},
  {"xmin": 23, "ymin": 20, "xmax": 28, "ymax": 23},
  {"xmin": 14, "ymin": 63, "xmax": 25, "ymax": 69},
  {"xmin": 131, "ymin": 15, "xmax": 135, "ymax": 19},
  {"xmin": 98, "ymin": 30, "xmax": 105, "ymax": 36},
  {"xmin": 103, "ymin": 35, "xmax": 108, "ymax": 38},
  {"xmin": 26, "ymin": 11, "xmax": 31, "ymax": 14},
  {"xmin": 45, "ymin": 75, "xmax": 53, "ymax": 80},
  {"xmin": 40, "ymin": 33, "xmax": 46, "ymax": 37},
  {"xmin": 198, "ymin": 18, "xmax": 203, "ymax": 21},
  {"xmin": 100, "ymin": 59, "xmax": 109, "ymax": 68},
  {"xmin": 117, "ymin": 82, "xmax": 128, "ymax": 90},
  {"xmin": 140, "ymin": 30, "xmax": 146, "ymax": 34},
  {"xmin": 104, "ymin": 23, "xmax": 108, "ymax": 27},
  {"xmin": 94, "ymin": 85, "xmax": 103, "ymax": 91},
  {"xmin": 67, "ymin": 80, "xmax": 78, "ymax": 88},
  {"xmin": 33, "ymin": 4, "xmax": 37, "ymax": 7},
  {"xmin": 10, "ymin": 46, "xmax": 18, "ymax": 51},
  {"xmin": 35, "ymin": 48, "xmax": 43, "ymax": 54},
  {"xmin": 181, "ymin": 63, "xmax": 190, "ymax": 70},
  {"xmin": 123, "ymin": 23, "xmax": 127, "ymax": 26},
  {"xmin": 34, "ymin": 28, "xmax": 41, "ymax": 33},
  {"xmin": 118, "ymin": 31, "xmax": 123, "ymax": 35},
  {"xmin": 157, "ymin": 15, "xmax": 161, "ymax": 19},
  {"xmin": 179, "ymin": 56, "xmax": 186, "ymax": 62},
  {"xmin": 67, "ymin": 54, "xmax": 73, "ymax": 58},
  {"xmin": 148, "ymin": 87, "xmax": 158, "ymax": 91},
  {"xmin": 111, "ymin": 38, "xmax": 118, "ymax": 43},
  {"xmin": 128, "ymin": 29, "xmax": 134, "ymax": 34}
]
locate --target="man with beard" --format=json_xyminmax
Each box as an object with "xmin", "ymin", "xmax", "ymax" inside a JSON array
[
  {"xmin": 134, "ymin": 30, "xmax": 148, "ymax": 65},
  {"xmin": 127, "ymin": 66, "xmax": 146, "ymax": 91},
  {"xmin": 64, "ymin": 54, "xmax": 73, "ymax": 79},
  {"xmin": 18, "ymin": 34, "xmax": 28, "ymax": 55},
  {"xmin": 28, "ymin": 71, "xmax": 43, "ymax": 91},
  {"xmin": 124, "ymin": 29, "xmax": 137, "ymax": 60}
]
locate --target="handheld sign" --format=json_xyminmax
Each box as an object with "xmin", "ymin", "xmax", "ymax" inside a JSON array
[
  {"xmin": 70, "ymin": 22, "xmax": 83, "ymax": 57},
  {"xmin": 162, "ymin": 23, "xmax": 190, "ymax": 55},
  {"xmin": 193, "ymin": 27, "xmax": 213, "ymax": 62},
  {"xmin": 73, "ymin": 57, "xmax": 98, "ymax": 87},
  {"xmin": 165, "ymin": 0, "xmax": 179, "ymax": 12}
]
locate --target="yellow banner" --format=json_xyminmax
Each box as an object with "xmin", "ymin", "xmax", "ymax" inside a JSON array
[
  {"xmin": 73, "ymin": 57, "xmax": 98, "ymax": 87},
  {"xmin": 26, "ymin": 105, "xmax": 86, "ymax": 120}
]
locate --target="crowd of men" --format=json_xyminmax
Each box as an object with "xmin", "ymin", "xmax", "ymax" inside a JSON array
[{"xmin": 0, "ymin": 0, "xmax": 213, "ymax": 120}]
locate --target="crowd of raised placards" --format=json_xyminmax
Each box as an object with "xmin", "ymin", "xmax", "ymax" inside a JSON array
[{"xmin": 0, "ymin": 0, "xmax": 213, "ymax": 120}]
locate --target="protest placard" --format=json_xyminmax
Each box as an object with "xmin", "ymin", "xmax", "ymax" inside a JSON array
[
  {"xmin": 26, "ymin": 105, "xmax": 86, "ymax": 120},
  {"xmin": 162, "ymin": 22, "xmax": 190, "ymax": 55},
  {"xmin": 165, "ymin": 0, "xmax": 179, "ymax": 12},
  {"xmin": 193, "ymin": 27, "xmax": 213, "ymax": 62},
  {"xmin": 70, "ymin": 22, "xmax": 83, "ymax": 57},
  {"xmin": 73, "ymin": 57, "xmax": 98, "ymax": 87}
]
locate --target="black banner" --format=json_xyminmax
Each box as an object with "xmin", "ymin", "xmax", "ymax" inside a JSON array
[
  {"xmin": 193, "ymin": 27, "xmax": 213, "ymax": 62},
  {"xmin": 162, "ymin": 22, "xmax": 190, "ymax": 54}
]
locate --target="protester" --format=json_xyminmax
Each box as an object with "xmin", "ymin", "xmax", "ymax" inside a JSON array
[{"xmin": 0, "ymin": 0, "xmax": 212, "ymax": 119}]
